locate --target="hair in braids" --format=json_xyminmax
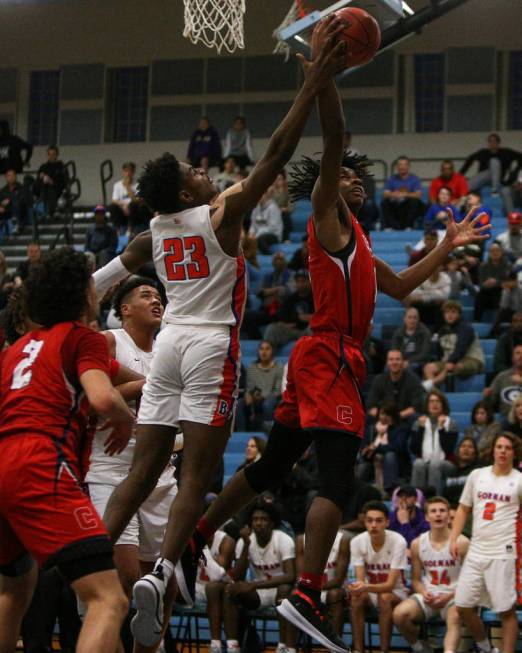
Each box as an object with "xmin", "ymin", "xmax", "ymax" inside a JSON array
[{"xmin": 288, "ymin": 150, "xmax": 373, "ymax": 203}]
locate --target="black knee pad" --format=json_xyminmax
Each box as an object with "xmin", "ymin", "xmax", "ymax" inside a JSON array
[
  {"xmin": 243, "ymin": 421, "xmax": 312, "ymax": 493},
  {"xmin": 47, "ymin": 536, "xmax": 115, "ymax": 584},
  {"xmin": 0, "ymin": 551, "xmax": 34, "ymax": 577},
  {"xmin": 314, "ymin": 429, "xmax": 360, "ymax": 511}
]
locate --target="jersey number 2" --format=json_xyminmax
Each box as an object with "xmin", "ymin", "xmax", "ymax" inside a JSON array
[
  {"xmin": 482, "ymin": 501, "xmax": 496, "ymax": 521},
  {"xmin": 163, "ymin": 236, "xmax": 210, "ymax": 281},
  {"xmin": 11, "ymin": 339, "xmax": 44, "ymax": 390}
]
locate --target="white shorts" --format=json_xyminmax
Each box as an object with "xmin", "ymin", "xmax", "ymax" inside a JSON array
[
  {"xmin": 411, "ymin": 592, "xmax": 455, "ymax": 621},
  {"xmin": 257, "ymin": 587, "xmax": 278, "ymax": 607},
  {"xmin": 195, "ymin": 581, "xmax": 207, "ymax": 604},
  {"xmin": 138, "ymin": 324, "xmax": 239, "ymax": 429},
  {"xmin": 455, "ymin": 553, "xmax": 516, "ymax": 613},
  {"xmin": 368, "ymin": 587, "xmax": 409, "ymax": 608},
  {"xmin": 89, "ymin": 469, "xmax": 177, "ymax": 561}
]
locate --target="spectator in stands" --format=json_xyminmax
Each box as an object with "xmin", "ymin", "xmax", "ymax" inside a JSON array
[
  {"xmin": 110, "ymin": 162, "xmax": 137, "ymax": 232},
  {"xmin": 363, "ymin": 325, "xmax": 387, "ymax": 377},
  {"xmin": 493, "ymin": 311, "xmax": 522, "ymax": 374},
  {"xmin": 410, "ymin": 389, "xmax": 458, "ymax": 494},
  {"xmin": 264, "ymin": 269, "xmax": 313, "ymax": 351},
  {"xmin": 484, "ymin": 343, "xmax": 522, "ymax": 418},
  {"xmin": 464, "ymin": 400, "xmax": 501, "ymax": 459},
  {"xmin": 237, "ymin": 437, "xmax": 266, "ymax": 472},
  {"xmin": 381, "ymin": 156, "xmax": 424, "ymax": 229},
  {"xmin": 271, "ymin": 171, "xmax": 293, "ymax": 242},
  {"xmin": 511, "ymin": 169, "xmax": 522, "ymax": 210},
  {"xmin": 249, "ymin": 190, "xmax": 283, "ymax": 254},
  {"xmin": 0, "ymin": 250, "xmax": 14, "ymax": 309},
  {"xmin": 236, "ymin": 341, "xmax": 284, "ymax": 431},
  {"xmin": 429, "ymin": 159, "xmax": 469, "ymax": 206},
  {"xmin": 214, "ymin": 156, "xmax": 237, "ymax": 192},
  {"xmin": 391, "ymin": 307, "xmax": 433, "ymax": 376},
  {"xmin": 33, "ymin": 145, "xmax": 67, "ymax": 219},
  {"xmin": 423, "ymin": 186, "xmax": 461, "ymax": 230},
  {"xmin": 287, "ymin": 235, "xmax": 308, "ymax": 271},
  {"xmin": 357, "ymin": 401, "xmax": 410, "ymax": 494},
  {"xmin": 445, "ymin": 251, "xmax": 476, "ymax": 300},
  {"xmin": 388, "ymin": 486, "xmax": 429, "ymax": 548},
  {"xmin": 0, "ymin": 120, "xmax": 32, "ymax": 174},
  {"xmin": 500, "ymin": 395, "xmax": 522, "ymax": 440},
  {"xmin": 0, "ymin": 169, "xmax": 31, "ymax": 235},
  {"xmin": 443, "ymin": 437, "xmax": 480, "ymax": 507},
  {"xmin": 225, "ymin": 500, "xmax": 296, "ymax": 653},
  {"xmin": 187, "ymin": 116, "xmax": 222, "ymax": 171},
  {"xmin": 407, "ymin": 229, "xmax": 439, "ymax": 266},
  {"xmin": 349, "ymin": 501, "xmax": 409, "ymax": 653},
  {"xmin": 85, "ymin": 205, "xmax": 118, "ymax": 268},
  {"xmin": 495, "ymin": 211, "xmax": 522, "ymax": 262},
  {"xmin": 473, "ymin": 242, "xmax": 510, "ymax": 321},
  {"xmin": 367, "ymin": 349, "xmax": 424, "ymax": 423},
  {"xmin": 223, "ymin": 116, "xmax": 253, "ymax": 171},
  {"xmin": 404, "ymin": 264, "xmax": 451, "ymax": 331},
  {"xmin": 460, "ymin": 133, "xmax": 522, "ymax": 203},
  {"xmin": 423, "ymin": 300, "xmax": 484, "ymax": 389},
  {"xmin": 14, "ymin": 241, "xmax": 41, "ymax": 284},
  {"xmin": 241, "ymin": 251, "xmax": 292, "ymax": 339}
]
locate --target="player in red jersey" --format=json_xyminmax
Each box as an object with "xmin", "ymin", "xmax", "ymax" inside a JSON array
[
  {"xmin": 173, "ymin": 41, "xmax": 490, "ymax": 653},
  {"xmin": 0, "ymin": 248, "xmax": 135, "ymax": 653}
]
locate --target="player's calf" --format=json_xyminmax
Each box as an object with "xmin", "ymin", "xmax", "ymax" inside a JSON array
[{"xmin": 0, "ymin": 561, "xmax": 38, "ymax": 653}]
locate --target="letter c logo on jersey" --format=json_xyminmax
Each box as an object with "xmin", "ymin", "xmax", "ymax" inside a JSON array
[
  {"xmin": 337, "ymin": 405, "xmax": 353, "ymax": 425},
  {"xmin": 74, "ymin": 506, "xmax": 99, "ymax": 531}
]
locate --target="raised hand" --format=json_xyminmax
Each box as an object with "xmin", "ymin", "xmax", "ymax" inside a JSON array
[
  {"xmin": 444, "ymin": 206, "xmax": 490, "ymax": 249},
  {"xmin": 297, "ymin": 15, "xmax": 347, "ymax": 86}
]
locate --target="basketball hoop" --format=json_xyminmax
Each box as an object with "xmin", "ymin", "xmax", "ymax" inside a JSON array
[
  {"xmin": 183, "ymin": 0, "xmax": 246, "ymax": 54},
  {"xmin": 273, "ymin": 0, "xmax": 308, "ymax": 59}
]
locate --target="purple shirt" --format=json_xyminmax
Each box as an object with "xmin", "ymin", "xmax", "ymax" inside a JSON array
[{"xmin": 389, "ymin": 507, "xmax": 430, "ymax": 546}]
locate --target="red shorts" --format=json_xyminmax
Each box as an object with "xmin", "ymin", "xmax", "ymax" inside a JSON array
[
  {"xmin": 275, "ymin": 333, "xmax": 366, "ymax": 436},
  {"xmin": 0, "ymin": 435, "xmax": 109, "ymax": 568}
]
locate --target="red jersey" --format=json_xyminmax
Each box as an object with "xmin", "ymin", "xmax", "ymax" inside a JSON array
[
  {"xmin": 308, "ymin": 213, "xmax": 377, "ymax": 345},
  {"xmin": 0, "ymin": 322, "xmax": 110, "ymax": 472}
]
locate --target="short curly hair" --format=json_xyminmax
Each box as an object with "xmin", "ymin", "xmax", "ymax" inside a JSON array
[
  {"xmin": 0, "ymin": 287, "xmax": 28, "ymax": 344},
  {"xmin": 25, "ymin": 247, "xmax": 91, "ymax": 327},
  {"xmin": 137, "ymin": 152, "xmax": 183, "ymax": 214},
  {"xmin": 112, "ymin": 276, "xmax": 160, "ymax": 321}
]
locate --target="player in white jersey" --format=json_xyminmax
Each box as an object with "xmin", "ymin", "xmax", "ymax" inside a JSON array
[
  {"xmin": 450, "ymin": 433, "xmax": 522, "ymax": 653},
  {"xmin": 223, "ymin": 500, "xmax": 296, "ymax": 653},
  {"xmin": 196, "ymin": 530, "xmax": 236, "ymax": 653},
  {"xmin": 91, "ymin": 26, "xmax": 347, "ymax": 647},
  {"xmin": 393, "ymin": 496, "xmax": 469, "ymax": 653},
  {"xmin": 85, "ymin": 278, "xmax": 180, "ymax": 649},
  {"xmin": 349, "ymin": 501, "xmax": 409, "ymax": 653},
  {"xmin": 295, "ymin": 531, "xmax": 350, "ymax": 636}
]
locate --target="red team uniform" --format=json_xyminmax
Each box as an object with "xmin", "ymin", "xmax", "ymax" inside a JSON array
[
  {"xmin": 0, "ymin": 322, "xmax": 112, "ymax": 570},
  {"xmin": 275, "ymin": 212, "xmax": 376, "ymax": 437}
]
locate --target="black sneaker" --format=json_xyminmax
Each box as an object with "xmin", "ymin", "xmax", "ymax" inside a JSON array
[
  {"xmin": 277, "ymin": 592, "xmax": 349, "ymax": 653},
  {"xmin": 174, "ymin": 533, "xmax": 205, "ymax": 606}
]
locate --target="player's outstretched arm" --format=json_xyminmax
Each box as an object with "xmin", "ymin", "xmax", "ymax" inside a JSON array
[
  {"xmin": 92, "ymin": 230, "xmax": 153, "ymax": 299},
  {"xmin": 376, "ymin": 208, "xmax": 490, "ymax": 300},
  {"xmin": 216, "ymin": 16, "xmax": 346, "ymax": 228}
]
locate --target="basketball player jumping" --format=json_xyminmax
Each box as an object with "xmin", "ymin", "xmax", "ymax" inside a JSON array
[
  {"xmin": 91, "ymin": 16, "xmax": 348, "ymax": 647},
  {"xmin": 173, "ymin": 41, "xmax": 490, "ymax": 653}
]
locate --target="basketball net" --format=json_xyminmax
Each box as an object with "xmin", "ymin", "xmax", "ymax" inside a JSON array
[
  {"xmin": 183, "ymin": 0, "xmax": 246, "ymax": 54},
  {"xmin": 273, "ymin": 0, "xmax": 308, "ymax": 60}
]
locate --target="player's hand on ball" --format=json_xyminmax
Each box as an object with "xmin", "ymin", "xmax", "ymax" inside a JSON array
[
  {"xmin": 310, "ymin": 13, "xmax": 346, "ymax": 59},
  {"xmin": 298, "ymin": 18, "xmax": 347, "ymax": 85}
]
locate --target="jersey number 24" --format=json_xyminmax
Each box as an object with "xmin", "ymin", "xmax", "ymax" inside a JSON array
[{"xmin": 163, "ymin": 236, "xmax": 210, "ymax": 281}]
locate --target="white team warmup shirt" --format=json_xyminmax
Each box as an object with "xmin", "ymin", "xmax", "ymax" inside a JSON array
[
  {"xmin": 112, "ymin": 179, "xmax": 137, "ymax": 207},
  {"xmin": 418, "ymin": 531, "xmax": 460, "ymax": 594},
  {"xmin": 459, "ymin": 465, "xmax": 522, "ymax": 559},
  {"xmin": 85, "ymin": 328, "xmax": 155, "ymax": 484},
  {"xmin": 151, "ymin": 206, "xmax": 246, "ymax": 328},
  {"xmin": 350, "ymin": 530, "xmax": 408, "ymax": 594},
  {"xmin": 235, "ymin": 530, "xmax": 295, "ymax": 582}
]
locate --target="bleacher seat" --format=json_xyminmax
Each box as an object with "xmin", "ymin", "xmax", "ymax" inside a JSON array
[
  {"xmin": 480, "ymin": 339, "xmax": 496, "ymax": 356},
  {"xmin": 454, "ymin": 374, "xmax": 486, "ymax": 392},
  {"xmin": 241, "ymin": 340, "xmax": 261, "ymax": 356},
  {"xmin": 447, "ymin": 392, "xmax": 482, "ymax": 414},
  {"xmin": 451, "ymin": 411, "xmax": 470, "ymax": 431},
  {"xmin": 223, "ymin": 452, "xmax": 244, "ymax": 476}
]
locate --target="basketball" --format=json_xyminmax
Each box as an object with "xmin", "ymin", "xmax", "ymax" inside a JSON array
[{"xmin": 335, "ymin": 7, "xmax": 381, "ymax": 68}]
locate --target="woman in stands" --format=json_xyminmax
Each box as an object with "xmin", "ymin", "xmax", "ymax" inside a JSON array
[
  {"xmin": 501, "ymin": 395, "xmax": 522, "ymax": 442},
  {"xmin": 410, "ymin": 389, "xmax": 459, "ymax": 494},
  {"xmin": 236, "ymin": 436, "xmax": 267, "ymax": 472},
  {"xmin": 464, "ymin": 399, "xmax": 501, "ymax": 460},
  {"xmin": 443, "ymin": 436, "xmax": 481, "ymax": 507}
]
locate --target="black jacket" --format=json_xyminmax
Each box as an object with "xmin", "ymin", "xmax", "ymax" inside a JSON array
[
  {"xmin": 0, "ymin": 120, "xmax": 33, "ymax": 174},
  {"xmin": 410, "ymin": 420, "xmax": 459, "ymax": 459},
  {"xmin": 460, "ymin": 147, "xmax": 522, "ymax": 185}
]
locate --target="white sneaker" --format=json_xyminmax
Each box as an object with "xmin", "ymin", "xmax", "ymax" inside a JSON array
[
  {"xmin": 210, "ymin": 643, "xmax": 222, "ymax": 653},
  {"xmin": 131, "ymin": 572, "xmax": 166, "ymax": 646}
]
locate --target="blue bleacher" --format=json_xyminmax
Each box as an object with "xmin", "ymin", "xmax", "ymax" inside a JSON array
[
  {"xmin": 454, "ymin": 374, "xmax": 486, "ymax": 392},
  {"xmin": 448, "ymin": 392, "xmax": 482, "ymax": 413}
]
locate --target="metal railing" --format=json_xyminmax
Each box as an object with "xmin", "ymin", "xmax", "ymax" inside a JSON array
[{"xmin": 100, "ymin": 159, "xmax": 114, "ymax": 206}]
